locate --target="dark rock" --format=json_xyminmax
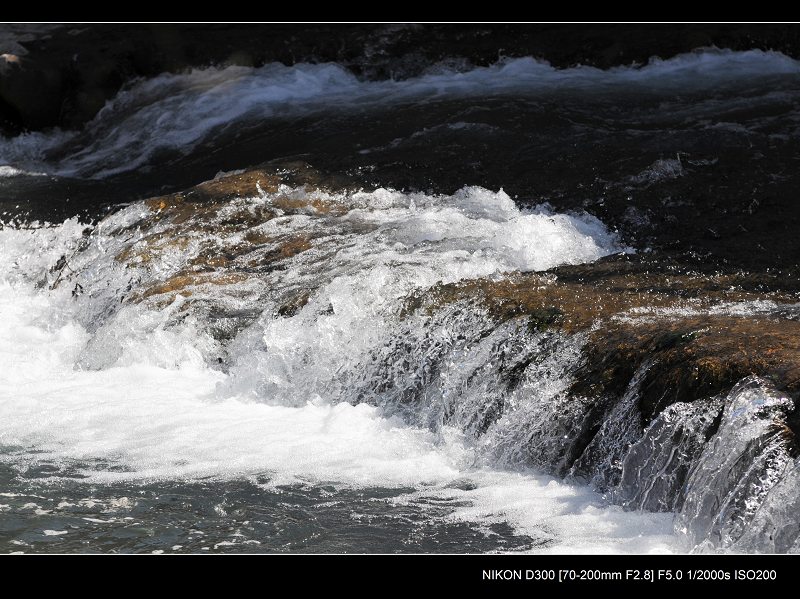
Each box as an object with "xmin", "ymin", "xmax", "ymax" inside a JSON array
[{"xmin": 0, "ymin": 54, "xmax": 65, "ymax": 131}]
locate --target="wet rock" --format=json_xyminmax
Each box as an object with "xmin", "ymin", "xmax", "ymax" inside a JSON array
[
  {"xmin": 568, "ymin": 360, "xmax": 650, "ymax": 490},
  {"xmin": 44, "ymin": 164, "xmax": 356, "ymax": 346},
  {"xmin": 0, "ymin": 53, "xmax": 20, "ymax": 71},
  {"xmin": 587, "ymin": 315, "xmax": 800, "ymax": 425},
  {"xmin": 423, "ymin": 254, "xmax": 800, "ymax": 333},
  {"xmin": 134, "ymin": 272, "xmax": 252, "ymax": 303},
  {"xmin": 422, "ymin": 253, "xmax": 800, "ymax": 446}
]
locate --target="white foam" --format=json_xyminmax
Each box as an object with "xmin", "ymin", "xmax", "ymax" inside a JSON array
[
  {"xmin": 395, "ymin": 473, "xmax": 675, "ymax": 554},
  {"xmin": 202, "ymin": 186, "xmax": 623, "ymax": 404},
  {"xmin": 0, "ymin": 218, "xmax": 86, "ymax": 284},
  {"xmin": 0, "ymin": 275, "xmax": 482, "ymax": 487},
  {"xmin": 14, "ymin": 185, "xmax": 623, "ymax": 393},
  {"xmin": 1, "ymin": 49, "xmax": 797, "ymax": 178},
  {"xmin": 615, "ymin": 298, "xmax": 795, "ymax": 323}
]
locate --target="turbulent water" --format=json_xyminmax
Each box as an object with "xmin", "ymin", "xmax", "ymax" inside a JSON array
[
  {"xmin": 0, "ymin": 185, "xmax": 676, "ymax": 553},
  {"xmin": 4, "ymin": 49, "xmax": 800, "ymax": 181},
  {"xmin": 2, "ymin": 47, "xmax": 800, "ymax": 553}
]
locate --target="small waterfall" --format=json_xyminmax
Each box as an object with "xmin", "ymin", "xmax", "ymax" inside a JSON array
[
  {"xmin": 3, "ymin": 172, "xmax": 800, "ymax": 553},
  {"xmin": 731, "ymin": 458, "xmax": 800, "ymax": 553},
  {"xmin": 568, "ymin": 360, "xmax": 652, "ymax": 490},
  {"xmin": 616, "ymin": 397, "xmax": 724, "ymax": 512},
  {"xmin": 676, "ymin": 378, "xmax": 796, "ymax": 551}
]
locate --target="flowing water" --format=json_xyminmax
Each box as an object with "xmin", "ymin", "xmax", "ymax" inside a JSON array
[{"xmin": 1, "ymin": 47, "xmax": 800, "ymax": 553}]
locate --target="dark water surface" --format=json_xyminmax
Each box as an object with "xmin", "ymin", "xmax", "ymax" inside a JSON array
[{"xmin": 0, "ymin": 464, "xmax": 536, "ymax": 553}]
